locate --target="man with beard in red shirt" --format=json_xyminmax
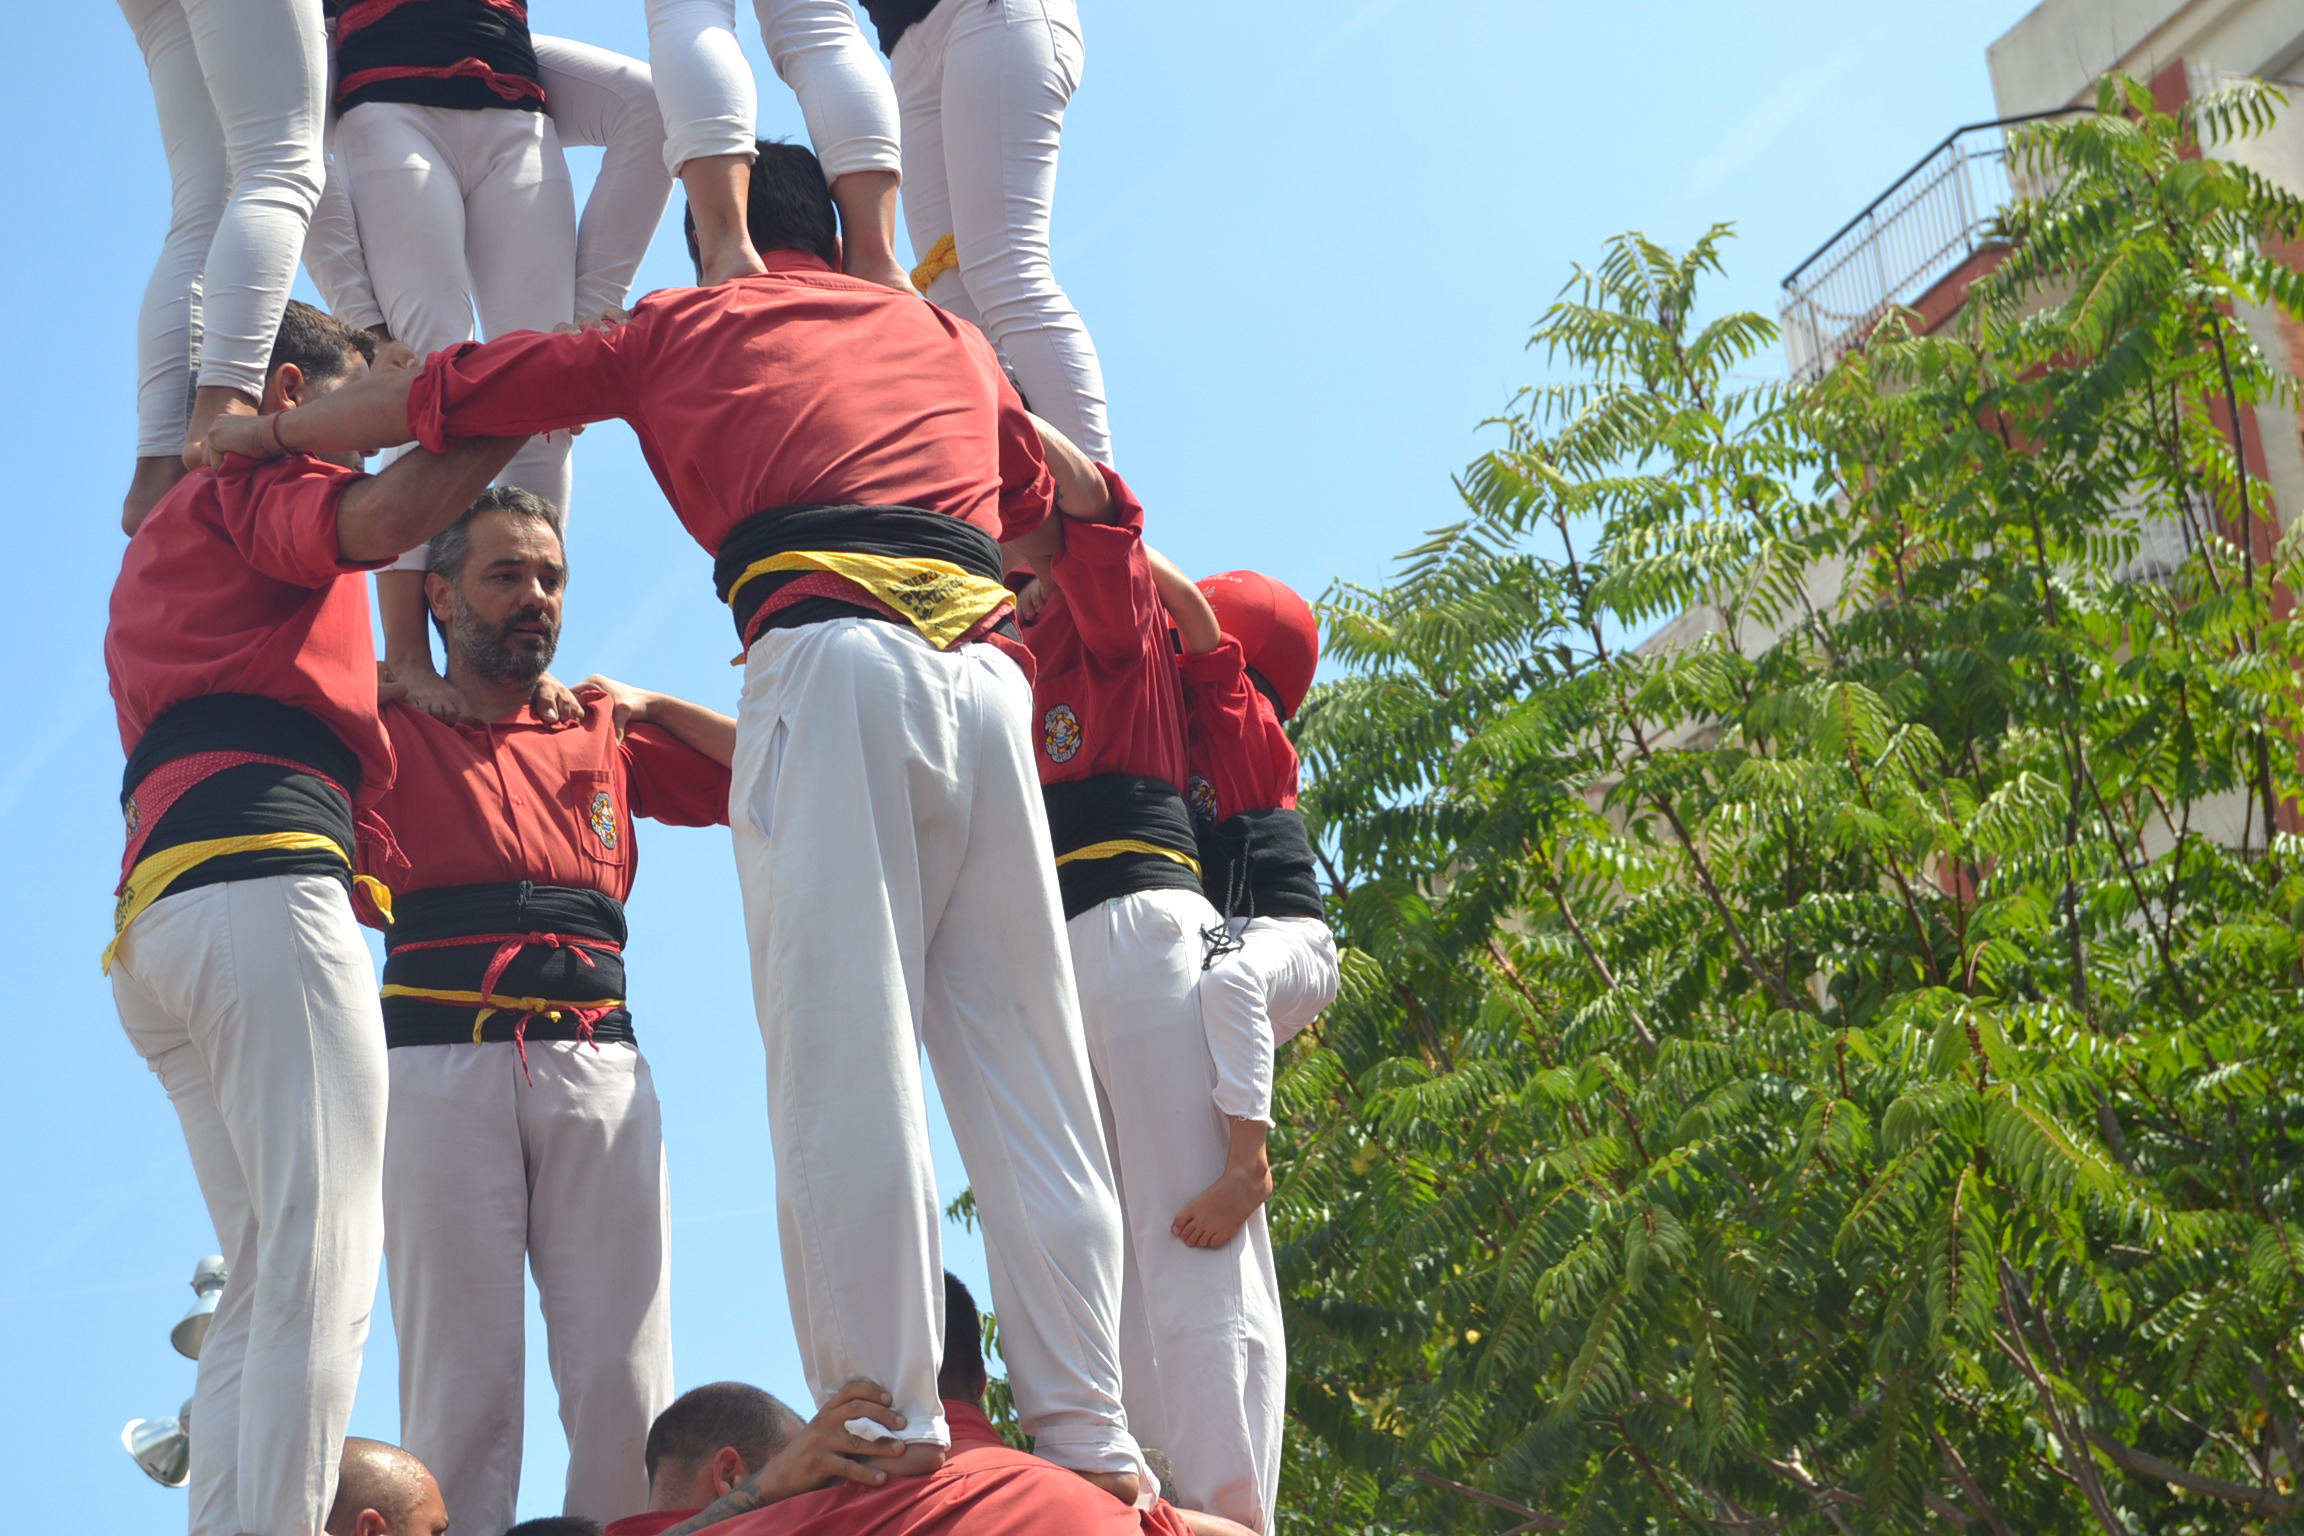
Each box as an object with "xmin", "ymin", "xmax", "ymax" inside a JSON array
[{"xmin": 359, "ymin": 487, "xmax": 735, "ymax": 1533}]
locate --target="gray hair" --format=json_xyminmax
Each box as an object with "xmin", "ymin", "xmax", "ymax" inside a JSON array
[{"xmin": 426, "ymin": 484, "xmax": 566, "ymax": 586}]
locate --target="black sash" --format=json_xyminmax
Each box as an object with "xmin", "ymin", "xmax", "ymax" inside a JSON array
[
  {"xmin": 381, "ymin": 881, "xmax": 633, "ymax": 1048},
  {"xmin": 714, "ymin": 503, "xmax": 1010, "ymax": 647},
  {"xmin": 1197, "ymin": 806, "xmax": 1325, "ymax": 922},
  {"xmin": 1042, "ymin": 774, "xmax": 1205, "ymax": 921},
  {"xmin": 332, "ymin": 0, "xmax": 544, "ymax": 114},
  {"xmin": 123, "ymin": 694, "xmax": 360, "ymax": 896}
]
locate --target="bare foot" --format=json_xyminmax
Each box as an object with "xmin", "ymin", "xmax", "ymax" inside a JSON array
[
  {"xmin": 844, "ymin": 250, "xmax": 919, "ymax": 295},
  {"xmin": 181, "ymin": 385, "xmax": 259, "ymax": 471},
  {"xmin": 1171, "ymin": 1159, "xmax": 1273, "ymax": 1249},
  {"xmin": 122, "ymin": 455, "xmax": 189, "ymax": 534},
  {"xmin": 1077, "ymin": 1469, "xmax": 1141, "ymax": 1505},
  {"xmin": 697, "ymin": 235, "xmax": 768, "ymax": 286}
]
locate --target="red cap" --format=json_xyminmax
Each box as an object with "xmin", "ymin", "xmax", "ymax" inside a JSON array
[{"xmin": 1198, "ymin": 570, "xmax": 1319, "ymax": 718}]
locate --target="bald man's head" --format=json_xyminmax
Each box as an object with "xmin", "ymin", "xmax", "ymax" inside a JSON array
[{"xmin": 326, "ymin": 1438, "xmax": 450, "ymax": 1536}]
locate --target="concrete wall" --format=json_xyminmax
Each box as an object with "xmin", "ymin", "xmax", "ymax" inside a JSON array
[{"xmin": 1989, "ymin": 0, "xmax": 2304, "ymax": 115}]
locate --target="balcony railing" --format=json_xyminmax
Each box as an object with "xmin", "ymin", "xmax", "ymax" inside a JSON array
[{"xmin": 1779, "ymin": 108, "xmax": 2084, "ymax": 383}]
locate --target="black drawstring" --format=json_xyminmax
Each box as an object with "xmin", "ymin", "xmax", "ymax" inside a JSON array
[{"xmin": 1200, "ymin": 817, "xmax": 1255, "ymax": 971}]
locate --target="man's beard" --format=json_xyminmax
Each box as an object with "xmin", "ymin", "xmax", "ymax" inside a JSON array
[{"xmin": 453, "ymin": 591, "xmax": 559, "ymax": 686}]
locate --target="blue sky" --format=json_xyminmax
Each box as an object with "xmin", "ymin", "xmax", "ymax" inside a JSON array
[{"xmin": 5, "ymin": 0, "xmax": 2039, "ymax": 1523}]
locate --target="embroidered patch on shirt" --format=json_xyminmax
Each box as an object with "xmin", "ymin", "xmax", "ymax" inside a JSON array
[
  {"xmin": 1043, "ymin": 704, "xmax": 1082, "ymax": 764},
  {"xmin": 124, "ymin": 797, "xmax": 141, "ymax": 836},
  {"xmin": 1186, "ymin": 774, "xmax": 1219, "ymax": 824},
  {"xmin": 588, "ymin": 789, "xmax": 618, "ymax": 850}
]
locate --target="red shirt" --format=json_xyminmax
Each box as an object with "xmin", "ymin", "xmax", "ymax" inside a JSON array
[
  {"xmin": 406, "ymin": 253, "xmax": 1055, "ymax": 556},
  {"xmin": 1016, "ymin": 469, "xmax": 1187, "ymax": 790},
  {"xmin": 609, "ymin": 1402, "xmax": 1193, "ymax": 1536},
  {"xmin": 1179, "ymin": 638, "xmax": 1300, "ymax": 825},
  {"xmin": 106, "ymin": 455, "xmax": 395, "ymax": 804},
  {"xmin": 358, "ymin": 694, "xmax": 730, "ymax": 903}
]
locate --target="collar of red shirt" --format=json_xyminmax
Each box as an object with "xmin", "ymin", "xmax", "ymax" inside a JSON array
[
  {"xmin": 756, "ymin": 249, "xmax": 836, "ymax": 277},
  {"xmin": 597, "ymin": 1401, "xmax": 1008, "ymax": 1536}
]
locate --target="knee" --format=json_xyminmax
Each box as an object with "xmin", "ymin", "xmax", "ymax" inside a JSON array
[{"xmin": 957, "ymin": 246, "xmax": 1075, "ymax": 335}]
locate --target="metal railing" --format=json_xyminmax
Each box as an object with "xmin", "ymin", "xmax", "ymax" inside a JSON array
[{"xmin": 1779, "ymin": 108, "xmax": 2085, "ymax": 383}]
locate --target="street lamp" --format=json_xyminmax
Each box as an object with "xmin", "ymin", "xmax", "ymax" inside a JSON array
[
  {"xmin": 124, "ymin": 1256, "xmax": 224, "ymax": 1488},
  {"xmin": 170, "ymin": 1255, "xmax": 227, "ymax": 1360}
]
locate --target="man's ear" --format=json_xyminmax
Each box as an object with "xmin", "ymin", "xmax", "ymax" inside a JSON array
[
  {"xmin": 424, "ymin": 570, "xmax": 456, "ymax": 632},
  {"xmin": 711, "ymin": 1445, "xmax": 750, "ymax": 1497},
  {"xmin": 353, "ymin": 1508, "xmax": 391, "ymax": 1536},
  {"xmin": 261, "ymin": 362, "xmax": 306, "ymax": 414}
]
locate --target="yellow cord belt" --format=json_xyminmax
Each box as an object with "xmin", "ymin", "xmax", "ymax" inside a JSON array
[
  {"xmin": 1053, "ymin": 838, "xmax": 1203, "ymax": 878},
  {"xmin": 104, "ymin": 833, "xmax": 393, "ymax": 973},
  {"xmin": 910, "ymin": 232, "xmax": 959, "ymax": 292},
  {"xmin": 378, "ymin": 984, "xmax": 628, "ymax": 1044},
  {"xmin": 724, "ymin": 549, "xmax": 1013, "ymax": 652}
]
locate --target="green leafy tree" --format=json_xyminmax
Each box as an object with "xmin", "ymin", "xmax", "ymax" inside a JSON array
[{"xmin": 1277, "ymin": 77, "xmax": 2304, "ymax": 1534}]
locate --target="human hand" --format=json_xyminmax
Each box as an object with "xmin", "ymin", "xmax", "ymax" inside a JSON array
[
  {"xmin": 203, "ymin": 412, "xmax": 285, "ymax": 467},
  {"xmin": 575, "ymin": 674, "xmax": 649, "ymax": 737},
  {"xmin": 754, "ymin": 1381, "xmax": 911, "ymax": 1499},
  {"xmin": 372, "ymin": 337, "xmax": 420, "ymax": 373},
  {"xmin": 1014, "ymin": 575, "xmax": 1055, "ymax": 624},
  {"xmin": 377, "ymin": 660, "xmax": 409, "ymax": 706}
]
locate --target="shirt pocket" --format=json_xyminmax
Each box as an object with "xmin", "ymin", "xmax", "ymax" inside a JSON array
[{"xmin": 561, "ymin": 768, "xmax": 630, "ymax": 875}]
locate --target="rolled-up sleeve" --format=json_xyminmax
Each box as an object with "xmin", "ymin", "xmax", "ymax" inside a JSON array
[
  {"xmin": 994, "ymin": 382, "xmax": 1055, "ymax": 543},
  {"xmin": 406, "ymin": 323, "xmax": 642, "ymax": 452},
  {"xmin": 216, "ymin": 457, "xmax": 382, "ymax": 586}
]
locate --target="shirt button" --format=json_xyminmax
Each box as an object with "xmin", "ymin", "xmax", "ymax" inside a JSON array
[{"xmin": 512, "ymin": 796, "xmax": 524, "ymax": 807}]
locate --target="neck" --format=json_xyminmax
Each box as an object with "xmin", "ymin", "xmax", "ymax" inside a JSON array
[{"xmin": 444, "ymin": 657, "xmax": 535, "ymax": 722}]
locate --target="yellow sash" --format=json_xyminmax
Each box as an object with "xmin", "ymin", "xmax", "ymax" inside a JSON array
[
  {"xmin": 725, "ymin": 550, "xmax": 1011, "ymax": 653},
  {"xmin": 1052, "ymin": 838, "xmax": 1203, "ymax": 879},
  {"xmin": 104, "ymin": 833, "xmax": 393, "ymax": 973},
  {"xmin": 378, "ymin": 984, "xmax": 627, "ymax": 1043}
]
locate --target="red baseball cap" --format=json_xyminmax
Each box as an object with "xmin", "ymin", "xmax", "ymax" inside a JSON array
[{"xmin": 1198, "ymin": 570, "xmax": 1319, "ymax": 718}]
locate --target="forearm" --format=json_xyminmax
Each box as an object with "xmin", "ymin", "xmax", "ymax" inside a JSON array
[
  {"xmin": 1030, "ymin": 413, "xmax": 1113, "ymax": 521},
  {"xmin": 1146, "ymin": 547, "xmax": 1220, "ymax": 654},
  {"xmin": 276, "ymin": 367, "xmax": 422, "ymax": 457},
  {"xmin": 338, "ymin": 435, "xmax": 523, "ymax": 563},
  {"xmin": 640, "ymin": 693, "xmax": 737, "ymax": 767}
]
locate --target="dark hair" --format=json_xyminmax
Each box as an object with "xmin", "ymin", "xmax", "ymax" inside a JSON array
[
  {"xmin": 645, "ymin": 1382, "xmax": 805, "ymax": 1485},
  {"xmin": 269, "ymin": 299, "xmax": 374, "ymax": 392},
  {"xmin": 683, "ymin": 139, "xmax": 838, "ymax": 271},
  {"xmin": 427, "ymin": 484, "xmax": 565, "ymax": 585},
  {"xmin": 503, "ymin": 1521, "xmax": 603, "ymax": 1536},
  {"xmin": 939, "ymin": 1272, "xmax": 989, "ymax": 1404}
]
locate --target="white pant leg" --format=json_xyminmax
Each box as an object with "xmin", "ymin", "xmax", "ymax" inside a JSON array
[
  {"xmin": 338, "ymin": 102, "xmax": 575, "ymax": 565},
  {"xmin": 1201, "ymin": 915, "xmax": 1340, "ymax": 1124},
  {"xmin": 646, "ymin": 0, "xmax": 757, "ymax": 173},
  {"xmin": 524, "ymin": 1042, "xmax": 675, "ymax": 1524},
  {"xmin": 120, "ymin": 0, "xmax": 226, "ymax": 456},
  {"xmin": 531, "ymin": 36, "xmax": 674, "ymax": 318},
  {"xmin": 731, "ymin": 619, "xmax": 1140, "ymax": 1474},
  {"xmin": 911, "ymin": 639, "xmax": 1141, "ymax": 1475},
  {"xmin": 384, "ymin": 1043, "xmax": 532, "ymax": 1536},
  {"xmin": 1072, "ymin": 888, "xmax": 1284, "ymax": 1530},
  {"xmin": 181, "ymin": 0, "xmax": 328, "ymax": 402},
  {"xmin": 896, "ymin": 0, "xmax": 1109, "ymax": 463},
  {"xmin": 756, "ymin": 0, "xmax": 901, "ymax": 180},
  {"xmin": 111, "ymin": 875, "xmax": 387, "ymax": 1536},
  {"xmin": 464, "ymin": 110, "xmax": 579, "ymax": 513}
]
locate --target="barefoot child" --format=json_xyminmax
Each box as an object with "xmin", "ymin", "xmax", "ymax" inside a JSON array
[
  {"xmin": 1008, "ymin": 447, "xmax": 1282, "ymax": 1532},
  {"xmin": 1150, "ymin": 566, "xmax": 1339, "ymax": 1252}
]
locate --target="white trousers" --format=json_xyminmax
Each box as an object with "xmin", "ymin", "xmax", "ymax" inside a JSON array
[
  {"xmin": 110, "ymin": 874, "xmax": 387, "ymax": 1536},
  {"xmin": 119, "ymin": 0, "xmax": 327, "ymax": 455},
  {"xmin": 304, "ymin": 39, "xmax": 670, "ymax": 332},
  {"xmin": 1201, "ymin": 915, "xmax": 1339, "ymax": 1125},
  {"xmin": 647, "ymin": 0, "xmax": 901, "ymax": 179},
  {"xmin": 893, "ymin": 0, "xmax": 1110, "ymax": 464},
  {"xmin": 1072, "ymin": 888, "xmax": 1286, "ymax": 1530},
  {"xmin": 332, "ymin": 100, "xmax": 578, "ymax": 563},
  {"xmin": 730, "ymin": 618, "xmax": 1141, "ymax": 1476},
  {"xmin": 385, "ymin": 1041, "xmax": 674, "ymax": 1535}
]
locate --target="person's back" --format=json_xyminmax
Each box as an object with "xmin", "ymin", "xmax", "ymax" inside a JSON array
[{"xmin": 400, "ymin": 145, "xmax": 1049, "ymax": 558}]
